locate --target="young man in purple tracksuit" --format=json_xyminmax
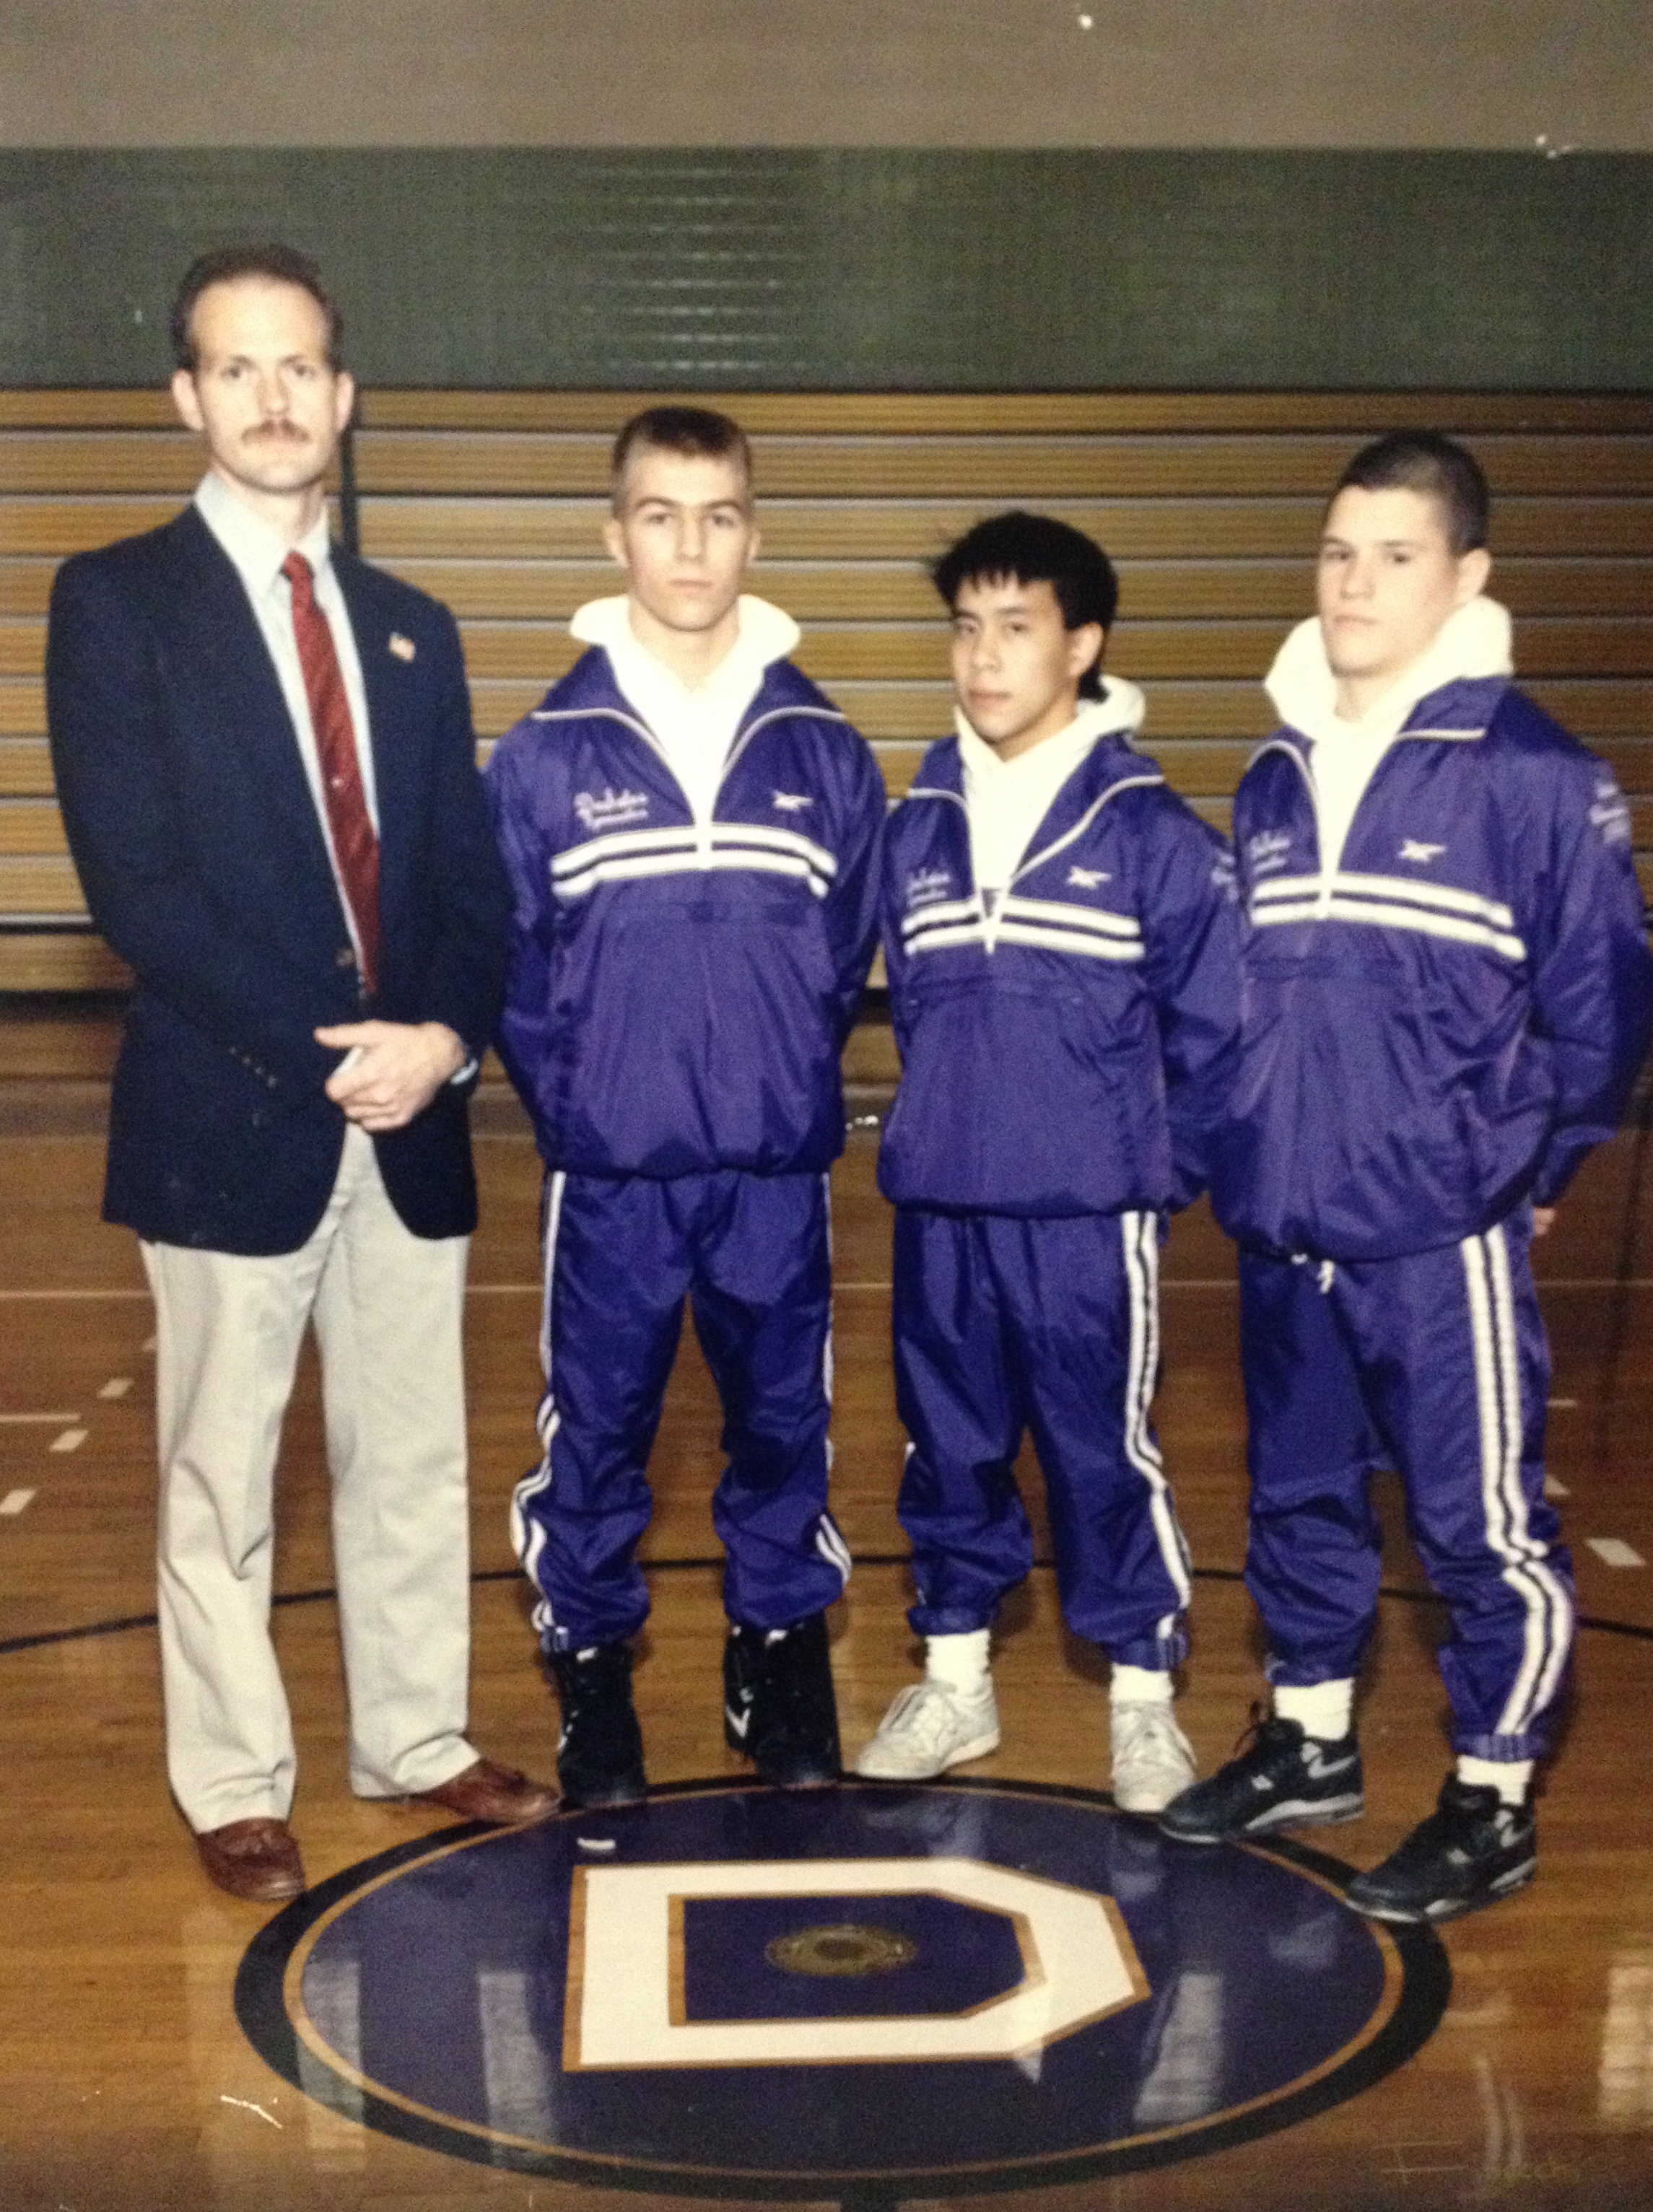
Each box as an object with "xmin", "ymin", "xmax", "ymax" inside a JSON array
[
  {"xmin": 484, "ymin": 408, "xmax": 884, "ymax": 1806},
  {"xmin": 1160, "ymin": 434, "xmax": 1653, "ymax": 1921},
  {"xmin": 855, "ymin": 512, "xmax": 1239, "ymax": 1811}
]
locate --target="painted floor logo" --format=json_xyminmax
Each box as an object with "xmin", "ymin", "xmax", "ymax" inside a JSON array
[{"xmin": 236, "ymin": 1779, "xmax": 1449, "ymax": 2203}]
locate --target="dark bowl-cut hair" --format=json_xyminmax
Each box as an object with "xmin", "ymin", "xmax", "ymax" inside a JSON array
[
  {"xmin": 611, "ymin": 405, "xmax": 753, "ymax": 505},
  {"xmin": 170, "ymin": 243, "xmax": 343, "ymax": 373},
  {"xmin": 933, "ymin": 510, "xmax": 1118, "ymax": 698},
  {"xmin": 1331, "ymin": 431, "xmax": 1491, "ymax": 556}
]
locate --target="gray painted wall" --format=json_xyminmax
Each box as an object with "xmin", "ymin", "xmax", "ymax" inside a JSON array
[{"xmin": 2, "ymin": 149, "xmax": 1647, "ymax": 390}]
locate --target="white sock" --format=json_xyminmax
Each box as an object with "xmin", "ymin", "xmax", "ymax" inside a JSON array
[
  {"xmin": 1109, "ymin": 1664, "xmax": 1173, "ymax": 1708},
  {"xmin": 1457, "ymin": 1754, "xmax": 1533, "ymax": 1806},
  {"xmin": 1273, "ymin": 1679, "xmax": 1355, "ymax": 1741},
  {"xmin": 924, "ymin": 1630, "xmax": 992, "ymax": 1699}
]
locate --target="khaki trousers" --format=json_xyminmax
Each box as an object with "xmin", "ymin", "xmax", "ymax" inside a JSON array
[{"xmin": 142, "ymin": 1123, "xmax": 477, "ymax": 1832}]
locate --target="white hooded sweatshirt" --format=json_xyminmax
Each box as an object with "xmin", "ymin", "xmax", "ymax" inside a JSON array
[
  {"xmin": 570, "ymin": 593, "xmax": 801, "ymax": 826},
  {"xmin": 956, "ymin": 679, "xmax": 1149, "ymax": 895},
  {"xmin": 1264, "ymin": 596, "xmax": 1514, "ymax": 875}
]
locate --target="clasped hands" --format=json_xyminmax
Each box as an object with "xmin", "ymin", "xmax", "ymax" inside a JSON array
[{"xmin": 315, "ymin": 1020, "xmax": 467, "ymax": 1132}]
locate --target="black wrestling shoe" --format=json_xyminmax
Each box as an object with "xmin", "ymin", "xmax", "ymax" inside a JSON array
[
  {"xmin": 1158, "ymin": 1711, "xmax": 1364, "ymax": 1843},
  {"xmin": 724, "ymin": 1612, "xmax": 842, "ymax": 1787},
  {"xmin": 549, "ymin": 1643, "xmax": 647, "ymax": 1808},
  {"xmin": 1345, "ymin": 1776, "xmax": 1536, "ymax": 1924}
]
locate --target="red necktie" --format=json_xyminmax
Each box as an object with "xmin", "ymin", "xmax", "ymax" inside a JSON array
[{"xmin": 282, "ymin": 551, "xmax": 380, "ymax": 992}]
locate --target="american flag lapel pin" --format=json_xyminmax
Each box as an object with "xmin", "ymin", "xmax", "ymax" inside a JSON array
[{"xmin": 388, "ymin": 632, "xmax": 416, "ymax": 662}]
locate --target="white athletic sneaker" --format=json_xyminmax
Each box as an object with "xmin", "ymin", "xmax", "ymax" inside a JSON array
[
  {"xmin": 853, "ymin": 1679, "xmax": 1001, "ymax": 1780},
  {"xmin": 1110, "ymin": 1701, "xmax": 1197, "ymax": 1814}
]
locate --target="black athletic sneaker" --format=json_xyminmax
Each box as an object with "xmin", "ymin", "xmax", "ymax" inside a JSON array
[
  {"xmin": 1158, "ymin": 1712, "xmax": 1364, "ymax": 1843},
  {"xmin": 724, "ymin": 1612, "xmax": 842, "ymax": 1787},
  {"xmin": 1344, "ymin": 1776, "xmax": 1536, "ymax": 1923},
  {"xmin": 549, "ymin": 1643, "xmax": 647, "ymax": 1808}
]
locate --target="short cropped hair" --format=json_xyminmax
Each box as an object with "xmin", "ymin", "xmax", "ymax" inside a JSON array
[
  {"xmin": 170, "ymin": 244, "xmax": 342, "ymax": 373},
  {"xmin": 933, "ymin": 510, "xmax": 1118, "ymax": 699},
  {"xmin": 1331, "ymin": 431, "xmax": 1491, "ymax": 556},
  {"xmin": 611, "ymin": 405, "xmax": 753, "ymax": 505}
]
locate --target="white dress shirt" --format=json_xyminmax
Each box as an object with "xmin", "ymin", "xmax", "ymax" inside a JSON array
[
  {"xmin": 193, "ymin": 473, "xmax": 379, "ymax": 958},
  {"xmin": 570, "ymin": 593, "xmax": 801, "ymax": 823}
]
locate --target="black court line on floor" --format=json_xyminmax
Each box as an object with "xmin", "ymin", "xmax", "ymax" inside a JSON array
[{"xmin": 4, "ymin": 1561, "xmax": 1650, "ymax": 1656}]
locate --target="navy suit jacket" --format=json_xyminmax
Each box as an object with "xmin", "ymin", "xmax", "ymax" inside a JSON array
[{"xmin": 46, "ymin": 505, "xmax": 510, "ymax": 1254}]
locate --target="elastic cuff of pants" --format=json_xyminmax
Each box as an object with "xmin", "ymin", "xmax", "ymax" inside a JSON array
[
  {"xmin": 546, "ymin": 1625, "xmax": 644, "ymax": 1656},
  {"xmin": 1452, "ymin": 1726, "xmax": 1551, "ymax": 1763},
  {"xmin": 1103, "ymin": 1627, "xmax": 1188, "ymax": 1674},
  {"xmin": 1273, "ymin": 1677, "xmax": 1356, "ymax": 1740},
  {"xmin": 1264, "ymin": 1655, "xmax": 1367, "ymax": 1689},
  {"xmin": 908, "ymin": 1605, "xmax": 1000, "ymax": 1638},
  {"xmin": 1456, "ymin": 1754, "xmax": 1534, "ymax": 1805}
]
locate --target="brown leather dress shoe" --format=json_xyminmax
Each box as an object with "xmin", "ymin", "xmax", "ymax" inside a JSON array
[
  {"xmin": 411, "ymin": 1757, "xmax": 557, "ymax": 1824},
  {"xmin": 195, "ymin": 1817, "xmax": 306, "ymax": 1903}
]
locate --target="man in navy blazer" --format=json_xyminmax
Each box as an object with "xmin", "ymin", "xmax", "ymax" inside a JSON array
[{"xmin": 46, "ymin": 245, "xmax": 553, "ymax": 1903}]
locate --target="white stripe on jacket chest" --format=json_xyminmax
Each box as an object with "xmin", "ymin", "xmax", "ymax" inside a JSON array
[
  {"xmin": 1249, "ymin": 867, "xmax": 1525, "ymax": 961},
  {"xmin": 552, "ymin": 819, "xmax": 839, "ymax": 901},
  {"xmin": 903, "ymin": 887, "xmax": 1143, "ymax": 963}
]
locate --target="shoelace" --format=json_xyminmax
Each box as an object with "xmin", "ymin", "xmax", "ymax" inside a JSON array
[
  {"xmin": 1112, "ymin": 1705, "xmax": 1186, "ymax": 1759},
  {"xmin": 886, "ymin": 1682, "xmax": 987, "ymax": 1746},
  {"xmin": 1223, "ymin": 1700, "xmax": 1304, "ymax": 1773}
]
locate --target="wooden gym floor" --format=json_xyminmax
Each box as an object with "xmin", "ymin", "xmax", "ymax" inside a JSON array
[{"xmin": 3, "ymin": 1006, "xmax": 1653, "ymax": 2211}]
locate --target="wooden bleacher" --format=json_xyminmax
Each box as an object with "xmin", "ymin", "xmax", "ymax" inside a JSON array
[{"xmin": 3, "ymin": 388, "xmax": 1651, "ymax": 992}]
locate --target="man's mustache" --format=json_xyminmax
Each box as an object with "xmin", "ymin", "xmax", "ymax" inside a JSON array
[{"xmin": 243, "ymin": 421, "xmax": 308, "ymax": 442}]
